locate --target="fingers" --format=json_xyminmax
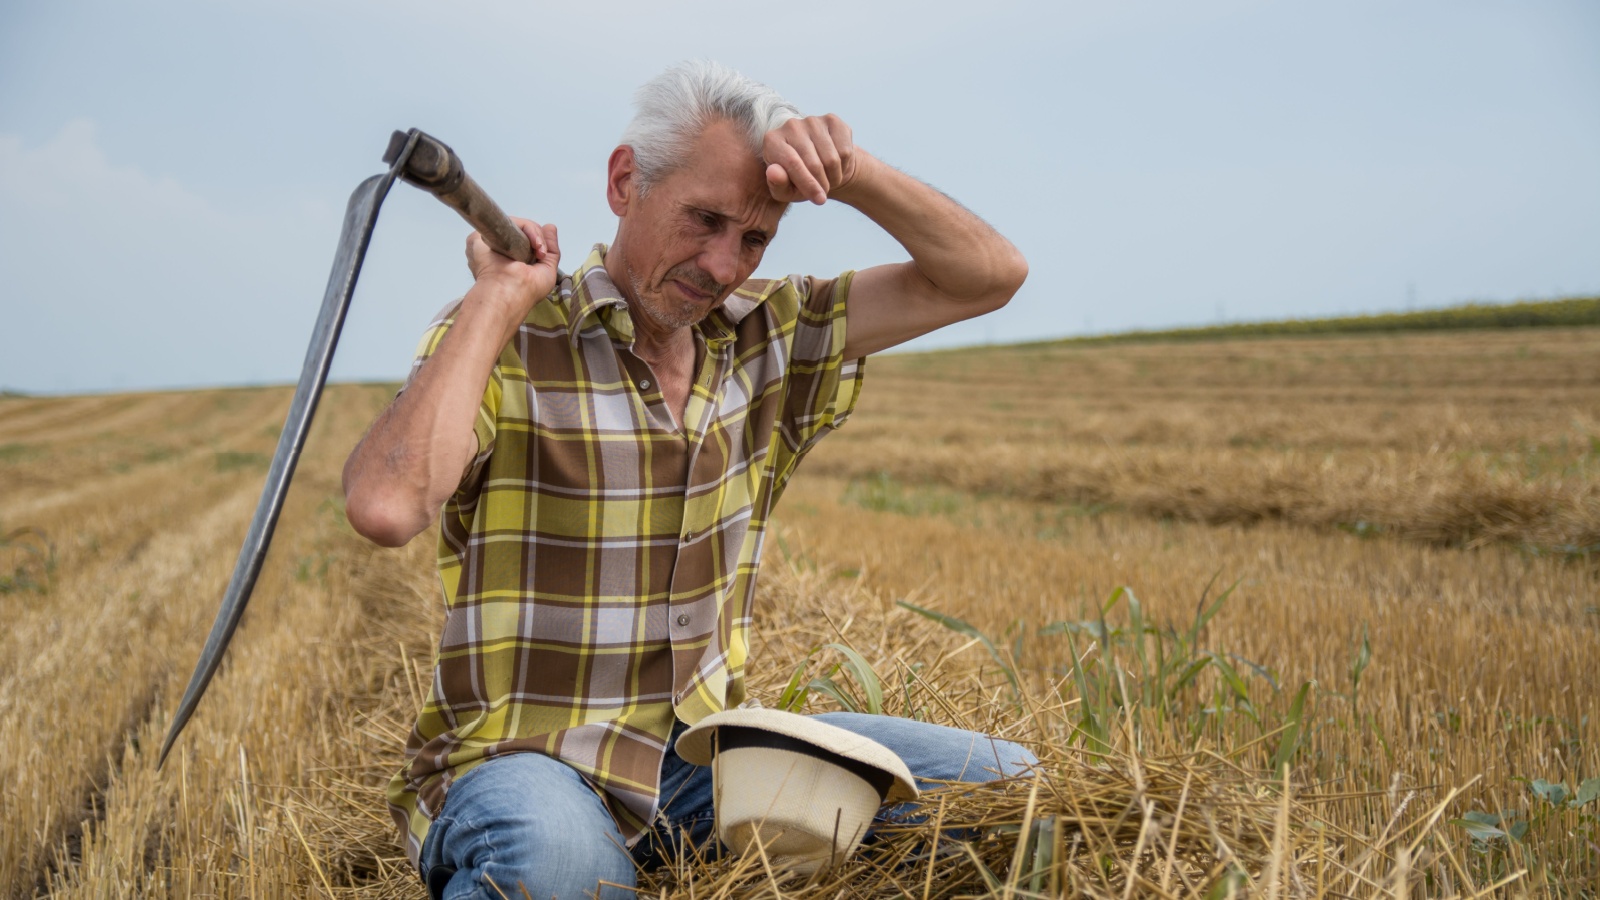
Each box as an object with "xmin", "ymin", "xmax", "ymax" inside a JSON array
[
  {"xmin": 766, "ymin": 139, "xmax": 825, "ymax": 204},
  {"xmin": 466, "ymin": 216, "xmax": 559, "ymax": 281},
  {"xmin": 534, "ymin": 222, "xmax": 561, "ymax": 269},
  {"xmin": 763, "ymin": 114, "xmax": 855, "ymax": 205},
  {"xmin": 515, "ymin": 218, "xmax": 546, "ymax": 264},
  {"xmin": 516, "ymin": 220, "xmax": 561, "ymax": 270},
  {"xmin": 507, "ymin": 215, "xmax": 545, "ymax": 264},
  {"xmin": 464, "ymin": 231, "xmax": 488, "ymax": 278},
  {"xmin": 542, "ymin": 223, "xmax": 560, "ymax": 260},
  {"xmin": 787, "ymin": 123, "xmax": 831, "ymax": 205},
  {"xmin": 765, "ymin": 162, "xmax": 792, "ymax": 196},
  {"xmin": 805, "ymin": 116, "xmax": 848, "ymax": 191}
]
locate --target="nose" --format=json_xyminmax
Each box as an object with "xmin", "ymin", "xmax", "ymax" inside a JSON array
[{"xmin": 697, "ymin": 231, "xmax": 741, "ymax": 289}]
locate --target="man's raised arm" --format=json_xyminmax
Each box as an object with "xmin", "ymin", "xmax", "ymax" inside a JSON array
[
  {"xmin": 761, "ymin": 116, "xmax": 1028, "ymax": 359},
  {"xmin": 341, "ymin": 219, "xmax": 560, "ymax": 547}
]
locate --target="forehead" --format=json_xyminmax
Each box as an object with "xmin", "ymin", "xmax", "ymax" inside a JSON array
[{"xmin": 661, "ymin": 120, "xmax": 785, "ymax": 226}]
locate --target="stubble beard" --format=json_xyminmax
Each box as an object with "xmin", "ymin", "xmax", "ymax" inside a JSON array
[{"xmin": 627, "ymin": 263, "xmax": 727, "ymax": 331}]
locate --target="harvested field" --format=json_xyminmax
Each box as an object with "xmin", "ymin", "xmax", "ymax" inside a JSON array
[
  {"xmin": 0, "ymin": 327, "xmax": 1595, "ymax": 898},
  {"xmin": 812, "ymin": 329, "xmax": 1600, "ymax": 551}
]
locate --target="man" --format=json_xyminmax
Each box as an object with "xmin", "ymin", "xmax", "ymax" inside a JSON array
[{"xmin": 343, "ymin": 61, "xmax": 1031, "ymax": 899}]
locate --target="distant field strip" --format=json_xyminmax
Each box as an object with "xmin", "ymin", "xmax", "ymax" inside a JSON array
[
  {"xmin": 1045, "ymin": 295, "xmax": 1600, "ymax": 345},
  {"xmin": 811, "ymin": 328, "xmax": 1600, "ymax": 552}
]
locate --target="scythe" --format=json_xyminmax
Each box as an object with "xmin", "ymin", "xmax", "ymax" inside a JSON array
[{"xmin": 157, "ymin": 129, "xmax": 535, "ymax": 767}]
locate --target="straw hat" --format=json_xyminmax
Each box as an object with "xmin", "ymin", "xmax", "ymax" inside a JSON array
[{"xmin": 675, "ymin": 709, "xmax": 919, "ymax": 874}]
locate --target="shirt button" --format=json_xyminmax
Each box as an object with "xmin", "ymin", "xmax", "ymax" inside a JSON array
[
  {"xmin": 676, "ymin": 614, "xmax": 690, "ymax": 627},
  {"xmin": 683, "ymin": 530, "xmax": 696, "ymax": 542},
  {"xmin": 639, "ymin": 379, "xmax": 651, "ymax": 390}
]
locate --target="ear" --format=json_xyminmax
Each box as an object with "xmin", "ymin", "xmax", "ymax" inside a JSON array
[{"xmin": 606, "ymin": 145, "xmax": 637, "ymax": 216}]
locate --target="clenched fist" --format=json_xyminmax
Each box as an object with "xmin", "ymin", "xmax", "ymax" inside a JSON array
[
  {"xmin": 762, "ymin": 114, "xmax": 864, "ymax": 206},
  {"xmin": 464, "ymin": 216, "xmax": 562, "ymax": 319}
]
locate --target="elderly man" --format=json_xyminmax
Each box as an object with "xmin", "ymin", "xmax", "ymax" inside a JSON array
[{"xmin": 342, "ymin": 61, "xmax": 1032, "ymax": 899}]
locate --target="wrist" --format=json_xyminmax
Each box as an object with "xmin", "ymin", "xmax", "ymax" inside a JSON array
[
  {"xmin": 462, "ymin": 275, "xmax": 542, "ymax": 332},
  {"xmin": 830, "ymin": 150, "xmax": 887, "ymax": 207}
]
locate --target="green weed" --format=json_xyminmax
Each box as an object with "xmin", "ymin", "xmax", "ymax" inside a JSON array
[
  {"xmin": 842, "ymin": 472, "xmax": 968, "ymax": 518},
  {"xmin": 779, "ymin": 642, "xmax": 886, "ymax": 715},
  {"xmin": 214, "ymin": 450, "xmax": 270, "ymax": 472},
  {"xmin": 898, "ymin": 599, "xmax": 1023, "ymax": 709},
  {"xmin": 904, "ymin": 577, "xmax": 1325, "ymax": 771},
  {"xmin": 1450, "ymin": 776, "xmax": 1600, "ymax": 890},
  {"xmin": 0, "ymin": 526, "xmax": 55, "ymax": 594},
  {"xmin": 294, "ymin": 552, "xmax": 335, "ymax": 583},
  {"xmin": 0, "ymin": 444, "xmax": 40, "ymax": 463}
]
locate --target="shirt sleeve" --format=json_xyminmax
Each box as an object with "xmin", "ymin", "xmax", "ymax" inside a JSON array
[
  {"xmin": 398, "ymin": 302, "xmax": 502, "ymax": 497},
  {"xmin": 778, "ymin": 271, "xmax": 865, "ymax": 456}
]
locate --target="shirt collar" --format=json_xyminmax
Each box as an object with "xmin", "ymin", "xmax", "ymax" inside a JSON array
[
  {"xmin": 566, "ymin": 245, "xmax": 633, "ymax": 347},
  {"xmin": 564, "ymin": 244, "xmax": 766, "ymax": 349}
]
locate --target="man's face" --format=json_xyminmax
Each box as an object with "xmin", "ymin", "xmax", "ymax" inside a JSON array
[{"xmin": 609, "ymin": 119, "xmax": 787, "ymax": 331}]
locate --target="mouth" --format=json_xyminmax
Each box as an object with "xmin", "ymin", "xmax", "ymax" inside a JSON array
[{"xmin": 670, "ymin": 279, "xmax": 716, "ymax": 303}]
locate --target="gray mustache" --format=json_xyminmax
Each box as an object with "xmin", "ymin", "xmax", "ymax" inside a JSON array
[{"xmin": 667, "ymin": 265, "xmax": 727, "ymax": 297}]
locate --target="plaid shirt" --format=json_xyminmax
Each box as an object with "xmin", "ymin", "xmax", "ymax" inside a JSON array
[{"xmin": 387, "ymin": 246, "xmax": 864, "ymax": 867}]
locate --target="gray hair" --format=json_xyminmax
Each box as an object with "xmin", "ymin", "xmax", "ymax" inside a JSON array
[{"xmin": 621, "ymin": 60, "xmax": 799, "ymax": 195}]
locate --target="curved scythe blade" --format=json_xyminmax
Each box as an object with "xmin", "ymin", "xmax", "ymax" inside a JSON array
[{"xmin": 157, "ymin": 135, "xmax": 418, "ymax": 767}]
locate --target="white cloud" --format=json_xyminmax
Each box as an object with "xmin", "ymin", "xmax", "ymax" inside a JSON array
[
  {"xmin": 0, "ymin": 118, "xmax": 225, "ymax": 225},
  {"xmin": 0, "ymin": 118, "xmax": 516, "ymax": 393},
  {"xmin": 0, "ymin": 120, "xmax": 347, "ymax": 392}
]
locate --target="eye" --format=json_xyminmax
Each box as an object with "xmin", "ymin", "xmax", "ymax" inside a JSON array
[
  {"xmin": 694, "ymin": 210, "xmax": 719, "ymax": 228},
  {"xmin": 744, "ymin": 233, "xmax": 768, "ymax": 249}
]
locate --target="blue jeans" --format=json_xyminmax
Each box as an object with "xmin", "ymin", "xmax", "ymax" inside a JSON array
[{"xmin": 419, "ymin": 713, "xmax": 1037, "ymax": 900}]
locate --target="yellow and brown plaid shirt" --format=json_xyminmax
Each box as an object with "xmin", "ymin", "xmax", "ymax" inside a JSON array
[{"xmin": 387, "ymin": 246, "xmax": 864, "ymax": 867}]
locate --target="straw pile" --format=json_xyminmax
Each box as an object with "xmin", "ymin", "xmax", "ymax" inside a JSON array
[{"xmin": 635, "ymin": 756, "xmax": 1451, "ymax": 900}]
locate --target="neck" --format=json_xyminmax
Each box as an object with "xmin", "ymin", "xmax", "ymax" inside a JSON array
[
  {"xmin": 605, "ymin": 241, "xmax": 694, "ymax": 362},
  {"xmin": 602, "ymin": 239, "xmax": 633, "ymax": 308},
  {"xmin": 632, "ymin": 320, "xmax": 692, "ymax": 366}
]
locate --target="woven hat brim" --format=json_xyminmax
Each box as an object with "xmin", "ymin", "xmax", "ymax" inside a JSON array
[{"xmin": 676, "ymin": 709, "xmax": 918, "ymax": 802}]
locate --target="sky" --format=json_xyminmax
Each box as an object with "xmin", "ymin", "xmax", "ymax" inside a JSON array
[{"xmin": 1, "ymin": 0, "xmax": 1597, "ymax": 394}]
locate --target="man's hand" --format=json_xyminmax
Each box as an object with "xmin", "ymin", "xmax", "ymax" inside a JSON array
[
  {"xmin": 762, "ymin": 114, "xmax": 864, "ymax": 206},
  {"xmin": 465, "ymin": 216, "xmax": 562, "ymax": 320},
  {"xmin": 343, "ymin": 214, "xmax": 561, "ymax": 548},
  {"xmin": 763, "ymin": 117, "xmax": 1028, "ymax": 360}
]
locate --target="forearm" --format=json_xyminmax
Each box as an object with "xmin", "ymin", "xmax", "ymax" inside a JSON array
[
  {"xmin": 832, "ymin": 153, "xmax": 1027, "ymax": 305},
  {"xmin": 342, "ymin": 283, "xmax": 523, "ymax": 546}
]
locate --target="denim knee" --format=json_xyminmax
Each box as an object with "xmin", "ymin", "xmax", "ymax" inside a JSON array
[{"xmin": 421, "ymin": 753, "xmax": 636, "ymax": 900}]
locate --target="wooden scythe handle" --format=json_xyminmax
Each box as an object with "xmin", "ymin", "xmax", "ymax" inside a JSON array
[{"xmin": 383, "ymin": 129, "xmax": 535, "ymax": 264}]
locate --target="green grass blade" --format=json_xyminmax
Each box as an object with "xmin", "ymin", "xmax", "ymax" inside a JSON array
[
  {"xmin": 825, "ymin": 642, "xmax": 884, "ymax": 715},
  {"xmin": 897, "ymin": 599, "xmax": 1021, "ymax": 704},
  {"xmin": 1349, "ymin": 623, "xmax": 1371, "ymax": 711},
  {"xmin": 1100, "ymin": 585, "xmax": 1128, "ymax": 616},
  {"xmin": 1207, "ymin": 653, "xmax": 1260, "ymax": 725},
  {"xmin": 1269, "ymin": 680, "xmax": 1314, "ymax": 772},
  {"xmin": 1188, "ymin": 574, "xmax": 1240, "ymax": 649},
  {"xmin": 1229, "ymin": 652, "xmax": 1280, "ymax": 691},
  {"xmin": 777, "ymin": 649, "xmax": 819, "ymax": 712},
  {"xmin": 1171, "ymin": 657, "xmax": 1212, "ymax": 694},
  {"xmin": 806, "ymin": 673, "xmax": 862, "ymax": 714},
  {"xmin": 1063, "ymin": 628, "xmax": 1111, "ymax": 754}
]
